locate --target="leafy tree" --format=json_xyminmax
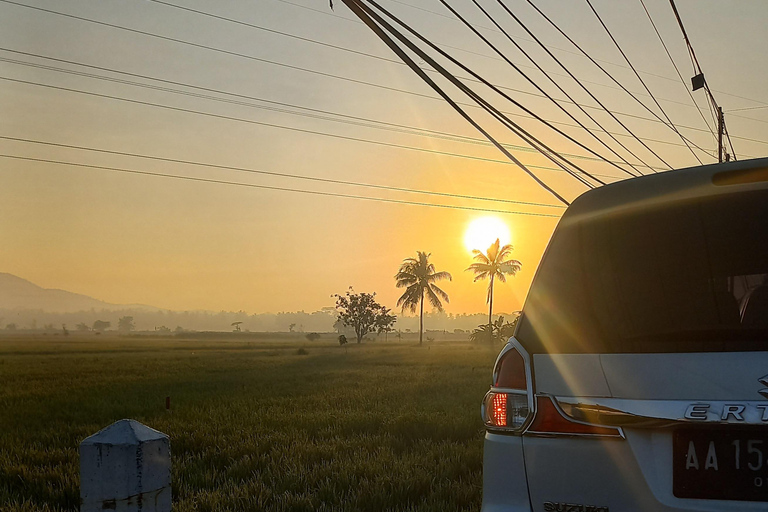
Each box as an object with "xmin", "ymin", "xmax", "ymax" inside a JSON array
[
  {"xmin": 76, "ymin": 323, "xmax": 90, "ymax": 332},
  {"xmin": 469, "ymin": 315, "xmax": 520, "ymax": 344},
  {"xmin": 467, "ymin": 239, "xmax": 521, "ymax": 345},
  {"xmin": 118, "ymin": 316, "xmax": 135, "ymax": 332},
  {"xmin": 92, "ymin": 320, "xmax": 110, "ymax": 332},
  {"xmin": 338, "ymin": 334, "xmax": 347, "ymax": 346},
  {"xmin": 395, "ymin": 251, "xmax": 452, "ymax": 346},
  {"xmin": 289, "ymin": 323, "xmax": 296, "ymax": 333},
  {"xmin": 5, "ymin": 323, "xmax": 17, "ymax": 331},
  {"xmin": 305, "ymin": 332, "xmax": 321, "ymax": 342},
  {"xmin": 334, "ymin": 288, "xmax": 396, "ymax": 344}
]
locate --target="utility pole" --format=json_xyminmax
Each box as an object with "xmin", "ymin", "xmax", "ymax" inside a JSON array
[{"xmin": 717, "ymin": 106, "xmax": 723, "ymax": 163}]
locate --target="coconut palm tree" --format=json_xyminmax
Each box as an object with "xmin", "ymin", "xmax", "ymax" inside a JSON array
[
  {"xmin": 395, "ymin": 251, "xmax": 452, "ymax": 346},
  {"xmin": 467, "ymin": 238, "xmax": 522, "ymax": 344}
]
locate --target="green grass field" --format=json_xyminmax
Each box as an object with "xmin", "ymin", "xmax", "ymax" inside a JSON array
[{"xmin": 0, "ymin": 335, "xmax": 496, "ymax": 511}]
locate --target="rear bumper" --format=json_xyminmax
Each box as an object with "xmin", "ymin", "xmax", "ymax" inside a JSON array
[{"xmin": 481, "ymin": 432, "xmax": 532, "ymax": 512}]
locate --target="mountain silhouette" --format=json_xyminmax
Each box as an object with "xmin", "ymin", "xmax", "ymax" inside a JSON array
[{"xmin": 0, "ymin": 273, "xmax": 158, "ymax": 312}]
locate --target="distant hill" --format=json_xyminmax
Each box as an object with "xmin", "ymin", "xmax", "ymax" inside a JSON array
[{"xmin": 0, "ymin": 273, "xmax": 158, "ymax": 313}]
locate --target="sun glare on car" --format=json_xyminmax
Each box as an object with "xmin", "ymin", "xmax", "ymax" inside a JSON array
[{"xmin": 463, "ymin": 216, "xmax": 511, "ymax": 253}]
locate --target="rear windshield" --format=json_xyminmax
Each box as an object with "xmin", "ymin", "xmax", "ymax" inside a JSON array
[{"xmin": 517, "ymin": 188, "xmax": 768, "ymax": 353}]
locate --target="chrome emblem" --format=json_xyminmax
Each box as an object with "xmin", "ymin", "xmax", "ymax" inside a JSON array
[{"xmin": 760, "ymin": 375, "xmax": 768, "ymax": 399}]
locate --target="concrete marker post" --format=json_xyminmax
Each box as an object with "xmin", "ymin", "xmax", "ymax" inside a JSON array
[{"xmin": 80, "ymin": 419, "xmax": 171, "ymax": 512}]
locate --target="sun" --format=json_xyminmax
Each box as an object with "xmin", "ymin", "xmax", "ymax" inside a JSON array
[{"xmin": 464, "ymin": 217, "xmax": 511, "ymax": 253}]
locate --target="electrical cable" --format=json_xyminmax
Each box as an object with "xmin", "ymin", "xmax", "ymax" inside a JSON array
[
  {"xmin": 667, "ymin": 0, "xmax": 735, "ymax": 160},
  {"xmin": 638, "ymin": 0, "xmax": 716, "ymax": 139},
  {"xmin": 358, "ymin": 0, "xmax": 601, "ymax": 190},
  {"xmin": 0, "ymin": 153, "xmax": 563, "ymax": 217},
  {"xmin": 450, "ymin": 0, "xmax": 642, "ymax": 177},
  {"xmin": 0, "ymin": 75, "xmax": 628, "ymax": 181},
  {"xmin": 584, "ymin": 0, "xmax": 702, "ymax": 165},
  {"xmin": 523, "ymin": 0, "xmax": 712, "ymax": 163},
  {"xmin": 494, "ymin": 0, "xmax": 670, "ymax": 171},
  {"xmin": 381, "ymin": 0, "xmax": 767, "ymax": 109},
  {"xmin": 0, "ymin": 135, "xmax": 566, "ymax": 208},
  {"xmin": 0, "ymin": 0, "xmax": 723, "ymax": 148},
  {"xmin": 729, "ymin": 105, "xmax": 768, "ymax": 113},
  {"xmin": 0, "ymin": 49, "xmax": 652, "ymax": 170},
  {"xmin": 361, "ymin": 0, "xmax": 608, "ymax": 188},
  {"xmin": 342, "ymin": 0, "xmax": 575, "ymax": 203}
]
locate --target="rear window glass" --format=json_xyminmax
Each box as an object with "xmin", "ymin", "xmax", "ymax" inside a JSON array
[{"xmin": 517, "ymin": 188, "xmax": 768, "ymax": 353}]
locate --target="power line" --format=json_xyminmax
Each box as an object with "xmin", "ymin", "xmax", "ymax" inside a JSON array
[
  {"xmin": 637, "ymin": 0, "xmax": 716, "ymax": 140},
  {"xmin": 0, "ymin": 153, "xmax": 563, "ymax": 217},
  {"xmin": 729, "ymin": 105, "xmax": 768, "ymax": 113},
  {"xmin": 281, "ymin": 0, "xmax": 754, "ymax": 117},
  {"xmin": 498, "ymin": 0, "xmax": 673, "ymax": 171},
  {"xmin": 378, "ymin": 0, "xmax": 768, "ymax": 109},
  {"xmin": 0, "ymin": 135, "xmax": 566, "ymax": 208},
  {"xmin": 355, "ymin": 0, "xmax": 601, "ymax": 193},
  {"xmin": 146, "ymin": 0, "xmax": 720, "ymax": 157},
  {"xmin": 0, "ymin": 0, "xmax": 727, "ymax": 148},
  {"xmin": 441, "ymin": 0, "xmax": 641, "ymax": 177},
  {"xmin": 0, "ymin": 74, "xmax": 631, "ymax": 181},
  {"xmin": 0, "ymin": 49, "xmax": 651, "ymax": 170},
  {"xmin": 344, "ymin": 0, "xmax": 576, "ymax": 203},
  {"xmin": 0, "ymin": 58, "xmax": 759, "ymax": 164},
  {"xmin": 458, "ymin": 0, "xmax": 646, "ymax": 176},
  {"xmin": 667, "ymin": 0, "xmax": 736, "ymax": 161},
  {"xmin": 584, "ymin": 0, "xmax": 702, "ymax": 165},
  {"xmin": 147, "ymin": 0, "xmax": 405, "ymax": 67},
  {"xmin": 522, "ymin": 0, "xmax": 715, "ymax": 160}
]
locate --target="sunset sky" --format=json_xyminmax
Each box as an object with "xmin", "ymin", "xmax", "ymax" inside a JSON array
[{"xmin": 1, "ymin": 0, "xmax": 766, "ymax": 315}]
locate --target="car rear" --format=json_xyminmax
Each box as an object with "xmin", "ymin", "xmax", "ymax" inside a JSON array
[{"xmin": 481, "ymin": 159, "xmax": 768, "ymax": 512}]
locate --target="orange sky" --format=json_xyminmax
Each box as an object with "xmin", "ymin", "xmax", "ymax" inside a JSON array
[{"xmin": 1, "ymin": 0, "xmax": 766, "ymax": 315}]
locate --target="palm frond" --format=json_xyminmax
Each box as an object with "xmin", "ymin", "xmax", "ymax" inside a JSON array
[
  {"xmin": 429, "ymin": 270, "xmax": 452, "ymax": 282},
  {"xmin": 466, "ymin": 262, "xmax": 491, "ymax": 273},
  {"xmin": 396, "ymin": 284, "xmax": 421, "ymax": 313},
  {"xmin": 425, "ymin": 286, "xmax": 444, "ymax": 311},
  {"xmin": 430, "ymin": 283, "xmax": 450, "ymax": 303},
  {"xmin": 473, "ymin": 271, "xmax": 489, "ymax": 282}
]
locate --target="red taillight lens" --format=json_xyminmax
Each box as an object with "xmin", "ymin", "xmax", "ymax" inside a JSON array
[
  {"xmin": 494, "ymin": 347, "xmax": 526, "ymax": 389},
  {"xmin": 526, "ymin": 396, "xmax": 623, "ymax": 438},
  {"xmin": 483, "ymin": 344, "xmax": 533, "ymax": 432},
  {"xmin": 491, "ymin": 393, "xmax": 507, "ymax": 426}
]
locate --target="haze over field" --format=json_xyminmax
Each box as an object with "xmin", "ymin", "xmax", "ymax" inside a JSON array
[{"xmin": 1, "ymin": 0, "xmax": 766, "ymax": 315}]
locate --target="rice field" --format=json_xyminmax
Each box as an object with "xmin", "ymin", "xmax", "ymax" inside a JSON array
[{"xmin": 0, "ymin": 335, "xmax": 496, "ymax": 511}]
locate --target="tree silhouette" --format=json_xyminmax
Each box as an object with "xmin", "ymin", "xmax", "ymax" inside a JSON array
[
  {"xmin": 467, "ymin": 239, "xmax": 521, "ymax": 345},
  {"xmin": 395, "ymin": 252, "xmax": 452, "ymax": 346},
  {"xmin": 92, "ymin": 320, "xmax": 110, "ymax": 332},
  {"xmin": 334, "ymin": 289, "xmax": 396, "ymax": 343},
  {"xmin": 117, "ymin": 316, "xmax": 135, "ymax": 332}
]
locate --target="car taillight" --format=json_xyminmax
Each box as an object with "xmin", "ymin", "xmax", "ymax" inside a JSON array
[
  {"xmin": 482, "ymin": 340, "xmax": 623, "ymax": 438},
  {"xmin": 482, "ymin": 342, "xmax": 532, "ymax": 432},
  {"xmin": 526, "ymin": 395, "xmax": 623, "ymax": 438},
  {"xmin": 483, "ymin": 391, "xmax": 530, "ymax": 429}
]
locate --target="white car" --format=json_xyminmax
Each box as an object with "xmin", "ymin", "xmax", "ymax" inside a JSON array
[{"xmin": 482, "ymin": 158, "xmax": 768, "ymax": 511}]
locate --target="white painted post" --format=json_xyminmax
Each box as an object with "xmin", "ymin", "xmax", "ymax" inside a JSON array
[{"xmin": 80, "ymin": 419, "xmax": 171, "ymax": 512}]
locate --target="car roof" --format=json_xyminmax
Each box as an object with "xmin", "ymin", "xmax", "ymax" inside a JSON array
[{"xmin": 562, "ymin": 157, "xmax": 768, "ymax": 225}]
